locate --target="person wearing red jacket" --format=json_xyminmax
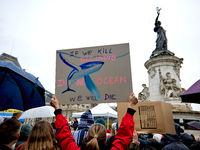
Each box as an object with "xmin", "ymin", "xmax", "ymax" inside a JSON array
[{"xmin": 50, "ymin": 93, "xmax": 138, "ymax": 150}]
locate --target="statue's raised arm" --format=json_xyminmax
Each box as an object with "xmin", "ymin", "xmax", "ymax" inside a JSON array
[
  {"xmin": 155, "ymin": 10, "xmax": 160, "ymax": 26},
  {"xmin": 155, "ymin": 7, "xmax": 161, "ymax": 27}
]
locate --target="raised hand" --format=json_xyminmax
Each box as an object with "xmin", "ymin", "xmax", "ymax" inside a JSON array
[
  {"xmin": 128, "ymin": 93, "xmax": 138, "ymax": 109},
  {"xmin": 50, "ymin": 96, "xmax": 60, "ymax": 110}
]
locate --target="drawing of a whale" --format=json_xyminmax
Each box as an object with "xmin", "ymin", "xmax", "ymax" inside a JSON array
[{"xmin": 59, "ymin": 53, "xmax": 104, "ymax": 100}]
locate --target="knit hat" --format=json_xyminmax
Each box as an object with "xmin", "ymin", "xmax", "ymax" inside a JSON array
[
  {"xmin": 153, "ymin": 133, "xmax": 163, "ymax": 142},
  {"xmin": 111, "ymin": 122, "xmax": 116, "ymax": 130},
  {"xmin": 15, "ymin": 124, "xmax": 32, "ymax": 148},
  {"xmin": 106, "ymin": 129, "xmax": 111, "ymax": 133},
  {"xmin": 95, "ymin": 118, "xmax": 105, "ymax": 127},
  {"xmin": 78, "ymin": 109, "xmax": 94, "ymax": 130}
]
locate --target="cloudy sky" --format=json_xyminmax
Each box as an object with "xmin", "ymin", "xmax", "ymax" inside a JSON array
[{"xmin": 1, "ymin": 0, "xmax": 200, "ymax": 110}]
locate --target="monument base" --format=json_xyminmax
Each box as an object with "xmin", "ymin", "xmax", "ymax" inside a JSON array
[{"xmin": 150, "ymin": 49, "xmax": 175, "ymax": 59}]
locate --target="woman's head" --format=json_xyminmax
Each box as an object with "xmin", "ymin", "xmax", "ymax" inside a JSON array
[
  {"xmin": 110, "ymin": 122, "xmax": 116, "ymax": 136},
  {"xmin": 22, "ymin": 120, "xmax": 59, "ymax": 150},
  {"xmin": 85, "ymin": 123, "xmax": 106, "ymax": 150}
]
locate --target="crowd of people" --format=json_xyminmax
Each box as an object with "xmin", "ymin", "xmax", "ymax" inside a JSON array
[{"xmin": 0, "ymin": 93, "xmax": 200, "ymax": 150}]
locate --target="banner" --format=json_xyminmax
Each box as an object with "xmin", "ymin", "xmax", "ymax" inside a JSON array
[
  {"xmin": 0, "ymin": 112, "xmax": 24, "ymax": 122},
  {"xmin": 117, "ymin": 101, "xmax": 176, "ymax": 134},
  {"xmin": 0, "ymin": 109, "xmax": 22, "ymax": 113},
  {"xmin": 56, "ymin": 43, "xmax": 132, "ymax": 104}
]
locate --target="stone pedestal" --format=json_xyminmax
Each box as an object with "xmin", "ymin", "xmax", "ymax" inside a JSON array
[
  {"xmin": 144, "ymin": 55, "xmax": 183, "ymax": 102},
  {"xmin": 142, "ymin": 52, "xmax": 200, "ymax": 139},
  {"xmin": 143, "ymin": 53, "xmax": 195, "ymax": 116}
]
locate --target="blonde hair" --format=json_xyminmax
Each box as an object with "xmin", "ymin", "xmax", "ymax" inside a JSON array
[
  {"xmin": 110, "ymin": 122, "xmax": 116, "ymax": 136},
  {"xmin": 85, "ymin": 123, "xmax": 106, "ymax": 150},
  {"xmin": 22, "ymin": 120, "xmax": 60, "ymax": 150},
  {"xmin": 110, "ymin": 129, "xmax": 115, "ymax": 136}
]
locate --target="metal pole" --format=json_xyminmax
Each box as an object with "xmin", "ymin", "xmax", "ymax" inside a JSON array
[{"xmin": 107, "ymin": 112, "xmax": 109, "ymax": 129}]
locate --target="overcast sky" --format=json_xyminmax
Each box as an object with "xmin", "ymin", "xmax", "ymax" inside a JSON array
[{"xmin": 1, "ymin": 0, "xmax": 200, "ymax": 110}]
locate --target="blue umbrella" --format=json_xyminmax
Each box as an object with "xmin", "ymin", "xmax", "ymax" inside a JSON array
[{"xmin": 0, "ymin": 61, "xmax": 45, "ymax": 111}]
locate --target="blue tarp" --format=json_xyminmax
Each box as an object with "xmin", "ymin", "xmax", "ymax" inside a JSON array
[{"xmin": 0, "ymin": 112, "xmax": 24, "ymax": 122}]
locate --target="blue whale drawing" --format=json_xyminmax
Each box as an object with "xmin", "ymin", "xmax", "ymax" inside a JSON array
[{"xmin": 59, "ymin": 53, "xmax": 104, "ymax": 100}]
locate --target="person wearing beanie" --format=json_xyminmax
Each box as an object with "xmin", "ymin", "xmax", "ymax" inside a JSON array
[
  {"xmin": 95, "ymin": 118, "xmax": 112, "ymax": 138},
  {"xmin": 15, "ymin": 124, "xmax": 32, "ymax": 148},
  {"xmin": 153, "ymin": 134, "xmax": 162, "ymax": 143},
  {"xmin": 95, "ymin": 118, "xmax": 105, "ymax": 127},
  {"xmin": 51, "ymin": 92, "xmax": 138, "ymax": 150},
  {"xmin": 106, "ymin": 129, "xmax": 111, "ymax": 138},
  {"xmin": 71, "ymin": 109, "xmax": 94, "ymax": 146},
  {"xmin": 110, "ymin": 122, "xmax": 116, "ymax": 136},
  {"xmin": 106, "ymin": 122, "xmax": 118, "ymax": 149}
]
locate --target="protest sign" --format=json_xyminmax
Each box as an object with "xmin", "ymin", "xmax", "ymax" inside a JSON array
[
  {"xmin": 117, "ymin": 101, "xmax": 176, "ymax": 134},
  {"xmin": 56, "ymin": 43, "xmax": 132, "ymax": 104}
]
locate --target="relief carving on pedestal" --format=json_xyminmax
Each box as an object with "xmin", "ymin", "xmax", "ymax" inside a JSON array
[
  {"xmin": 138, "ymin": 84, "xmax": 150, "ymax": 102},
  {"xmin": 172, "ymin": 103, "xmax": 192, "ymax": 111},
  {"xmin": 185, "ymin": 103, "xmax": 192, "ymax": 110},
  {"xmin": 148, "ymin": 67, "xmax": 157, "ymax": 78},
  {"xmin": 173, "ymin": 58, "xmax": 183, "ymax": 80},
  {"xmin": 159, "ymin": 69, "xmax": 182, "ymax": 98}
]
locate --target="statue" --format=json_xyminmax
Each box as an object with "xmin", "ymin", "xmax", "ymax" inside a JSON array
[
  {"xmin": 138, "ymin": 84, "xmax": 150, "ymax": 101},
  {"xmin": 154, "ymin": 7, "xmax": 167, "ymax": 51},
  {"xmin": 159, "ymin": 69, "xmax": 182, "ymax": 98},
  {"xmin": 150, "ymin": 7, "xmax": 174, "ymax": 59}
]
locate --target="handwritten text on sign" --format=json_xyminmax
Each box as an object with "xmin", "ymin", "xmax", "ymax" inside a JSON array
[{"xmin": 55, "ymin": 43, "xmax": 132, "ymax": 104}]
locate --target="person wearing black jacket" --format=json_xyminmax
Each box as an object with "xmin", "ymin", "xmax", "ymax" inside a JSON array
[{"xmin": 71, "ymin": 118, "xmax": 78, "ymax": 131}]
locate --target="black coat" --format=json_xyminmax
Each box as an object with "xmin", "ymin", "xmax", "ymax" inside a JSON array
[
  {"xmin": 160, "ymin": 134, "xmax": 189, "ymax": 150},
  {"xmin": 71, "ymin": 120, "xmax": 78, "ymax": 131}
]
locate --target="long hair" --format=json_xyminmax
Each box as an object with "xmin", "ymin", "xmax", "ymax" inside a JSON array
[
  {"xmin": 22, "ymin": 120, "xmax": 60, "ymax": 150},
  {"xmin": 85, "ymin": 123, "xmax": 106, "ymax": 150}
]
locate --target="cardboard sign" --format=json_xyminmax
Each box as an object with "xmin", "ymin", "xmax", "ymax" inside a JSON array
[
  {"xmin": 55, "ymin": 43, "xmax": 132, "ymax": 105},
  {"xmin": 117, "ymin": 101, "xmax": 176, "ymax": 134}
]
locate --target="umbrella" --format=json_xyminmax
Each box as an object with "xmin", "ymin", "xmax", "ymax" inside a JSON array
[
  {"xmin": 19, "ymin": 106, "xmax": 55, "ymax": 119},
  {"xmin": 180, "ymin": 79, "xmax": 200, "ymax": 104},
  {"xmin": 186, "ymin": 121, "xmax": 200, "ymax": 130},
  {"xmin": 0, "ymin": 61, "xmax": 45, "ymax": 111}
]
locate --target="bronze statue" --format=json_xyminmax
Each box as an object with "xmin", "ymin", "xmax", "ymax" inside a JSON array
[
  {"xmin": 154, "ymin": 7, "xmax": 167, "ymax": 51},
  {"xmin": 150, "ymin": 7, "xmax": 174, "ymax": 58}
]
